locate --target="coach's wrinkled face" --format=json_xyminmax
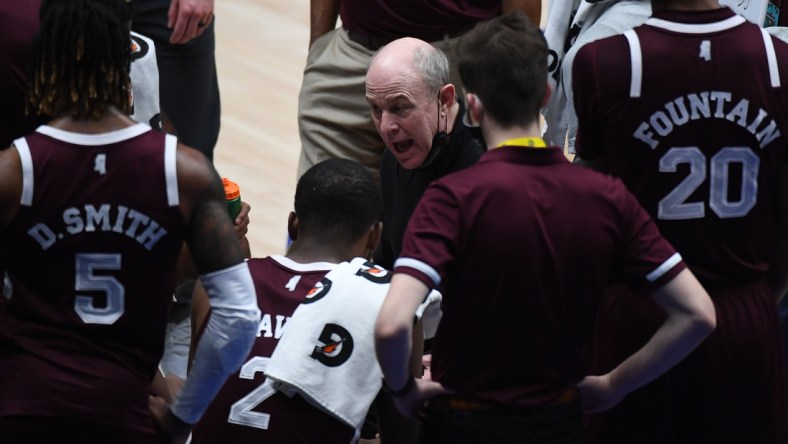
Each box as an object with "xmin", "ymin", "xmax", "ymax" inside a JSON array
[{"xmin": 366, "ymin": 69, "xmax": 440, "ymax": 170}]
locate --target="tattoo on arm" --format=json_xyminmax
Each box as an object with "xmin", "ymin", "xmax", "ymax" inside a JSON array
[{"xmin": 183, "ymin": 154, "xmax": 246, "ymax": 274}]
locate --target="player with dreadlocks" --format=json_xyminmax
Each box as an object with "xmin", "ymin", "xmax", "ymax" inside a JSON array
[
  {"xmin": 27, "ymin": 0, "xmax": 134, "ymax": 120},
  {"xmin": 0, "ymin": 0, "xmax": 260, "ymax": 442}
]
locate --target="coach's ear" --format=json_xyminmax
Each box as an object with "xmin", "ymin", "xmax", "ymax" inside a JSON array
[
  {"xmin": 366, "ymin": 221, "xmax": 383, "ymax": 260},
  {"xmin": 287, "ymin": 211, "xmax": 299, "ymax": 242}
]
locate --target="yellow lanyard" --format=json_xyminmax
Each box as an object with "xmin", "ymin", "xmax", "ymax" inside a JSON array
[{"xmin": 496, "ymin": 137, "xmax": 547, "ymax": 148}]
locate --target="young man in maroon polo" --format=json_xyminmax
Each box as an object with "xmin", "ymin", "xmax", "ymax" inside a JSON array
[{"xmin": 374, "ymin": 13, "xmax": 717, "ymax": 444}]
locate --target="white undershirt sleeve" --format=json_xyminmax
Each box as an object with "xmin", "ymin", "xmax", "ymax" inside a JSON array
[{"xmin": 169, "ymin": 261, "xmax": 260, "ymax": 424}]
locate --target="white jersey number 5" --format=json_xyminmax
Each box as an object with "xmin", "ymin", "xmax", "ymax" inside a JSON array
[{"xmin": 74, "ymin": 253, "xmax": 124, "ymax": 324}]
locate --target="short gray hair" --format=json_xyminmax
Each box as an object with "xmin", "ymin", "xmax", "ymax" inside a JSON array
[{"xmin": 412, "ymin": 45, "xmax": 450, "ymax": 96}]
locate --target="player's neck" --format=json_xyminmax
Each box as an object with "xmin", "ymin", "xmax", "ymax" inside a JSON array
[
  {"xmin": 483, "ymin": 120, "xmax": 543, "ymax": 149},
  {"xmin": 285, "ymin": 239, "xmax": 356, "ymax": 265},
  {"xmin": 49, "ymin": 106, "xmax": 138, "ymax": 134},
  {"xmin": 652, "ymin": 0, "xmax": 721, "ymax": 11}
]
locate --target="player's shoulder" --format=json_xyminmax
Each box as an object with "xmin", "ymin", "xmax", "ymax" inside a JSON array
[
  {"xmin": 574, "ymin": 32, "xmax": 630, "ymax": 67},
  {"xmin": 175, "ymin": 141, "xmax": 220, "ymax": 197},
  {"xmin": 573, "ymin": 33, "xmax": 632, "ymax": 90},
  {"xmin": 0, "ymin": 145, "xmax": 22, "ymax": 226},
  {"xmin": 767, "ymin": 28, "xmax": 788, "ymax": 58}
]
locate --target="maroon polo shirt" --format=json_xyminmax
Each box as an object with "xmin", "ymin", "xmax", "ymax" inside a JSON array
[
  {"xmin": 395, "ymin": 146, "xmax": 685, "ymax": 407},
  {"xmin": 340, "ymin": 0, "xmax": 501, "ymax": 43}
]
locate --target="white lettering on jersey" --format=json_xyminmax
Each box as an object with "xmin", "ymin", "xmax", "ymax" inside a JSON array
[
  {"xmin": 633, "ymin": 91, "xmax": 780, "ymax": 149},
  {"xmin": 94, "ymin": 153, "xmax": 106, "ymax": 175},
  {"xmin": 285, "ymin": 275, "xmax": 301, "ymax": 292},
  {"xmin": 257, "ymin": 313, "xmax": 291, "ymax": 338},
  {"xmin": 27, "ymin": 223, "xmax": 57, "ymax": 250},
  {"xmin": 27, "ymin": 204, "xmax": 169, "ymax": 251},
  {"xmin": 699, "ymin": 40, "xmax": 711, "ymax": 61}
]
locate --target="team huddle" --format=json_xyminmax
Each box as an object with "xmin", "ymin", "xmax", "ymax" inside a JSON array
[{"xmin": 0, "ymin": 0, "xmax": 787, "ymax": 443}]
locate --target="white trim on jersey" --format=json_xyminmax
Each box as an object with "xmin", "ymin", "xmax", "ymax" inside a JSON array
[
  {"xmin": 13, "ymin": 138, "xmax": 34, "ymax": 207},
  {"xmin": 36, "ymin": 123, "xmax": 150, "ymax": 146},
  {"xmin": 646, "ymin": 252, "xmax": 683, "ymax": 283},
  {"xmin": 270, "ymin": 254, "xmax": 338, "ymax": 273},
  {"xmin": 760, "ymin": 29, "xmax": 781, "ymax": 88},
  {"xmin": 164, "ymin": 134, "xmax": 179, "ymax": 207},
  {"xmin": 645, "ymin": 14, "xmax": 746, "ymax": 34},
  {"xmin": 624, "ymin": 30, "xmax": 643, "ymax": 99},
  {"xmin": 394, "ymin": 257, "xmax": 441, "ymax": 287}
]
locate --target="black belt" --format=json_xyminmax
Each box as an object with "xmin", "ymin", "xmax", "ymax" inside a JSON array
[{"xmin": 345, "ymin": 28, "xmax": 469, "ymax": 51}]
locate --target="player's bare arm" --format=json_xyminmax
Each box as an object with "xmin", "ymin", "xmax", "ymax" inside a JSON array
[
  {"xmin": 173, "ymin": 199, "xmax": 252, "ymax": 287},
  {"xmin": 0, "ymin": 147, "xmax": 21, "ymax": 281},
  {"xmin": 376, "ymin": 274, "xmax": 428, "ymax": 395},
  {"xmin": 151, "ymin": 142, "xmax": 260, "ymax": 441},
  {"xmin": 0, "ymin": 147, "xmax": 22, "ymax": 228},
  {"xmin": 375, "ymin": 273, "xmax": 451, "ymax": 420},
  {"xmin": 374, "ymin": 317, "xmax": 427, "ymax": 441},
  {"xmin": 310, "ymin": 0, "xmax": 340, "ymax": 47},
  {"xmin": 578, "ymin": 269, "xmax": 716, "ymax": 413},
  {"xmin": 176, "ymin": 143, "xmax": 246, "ymax": 272}
]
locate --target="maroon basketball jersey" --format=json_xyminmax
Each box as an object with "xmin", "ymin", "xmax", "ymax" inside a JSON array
[
  {"xmin": 191, "ymin": 256, "xmax": 355, "ymax": 444},
  {"xmin": 0, "ymin": 124, "xmax": 185, "ymax": 432},
  {"xmin": 574, "ymin": 8, "xmax": 788, "ymax": 287}
]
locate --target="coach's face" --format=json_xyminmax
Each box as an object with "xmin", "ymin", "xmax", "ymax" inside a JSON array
[{"xmin": 366, "ymin": 68, "xmax": 439, "ymax": 170}]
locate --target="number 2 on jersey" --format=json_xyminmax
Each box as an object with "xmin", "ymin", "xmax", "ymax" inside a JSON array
[
  {"xmin": 228, "ymin": 356, "xmax": 275, "ymax": 430},
  {"xmin": 658, "ymin": 146, "xmax": 759, "ymax": 220}
]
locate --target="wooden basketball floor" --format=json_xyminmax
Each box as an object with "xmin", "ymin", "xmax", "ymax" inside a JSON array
[{"xmin": 212, "ymin": 0, "xmax": 550, "ymax": 257}]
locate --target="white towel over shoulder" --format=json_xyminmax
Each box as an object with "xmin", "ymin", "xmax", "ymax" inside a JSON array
[
  {"xmin": 129, "ymin": 31, "xmax": 161, "ymax": 127},
  {"xmin": 265, "ymin": 257, "xmax": 442, "ymax": 440}
]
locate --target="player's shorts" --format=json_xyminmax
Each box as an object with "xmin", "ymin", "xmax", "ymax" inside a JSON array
[{"xmin": 585, "ymin": 280, "xmax": 788, "ymax": 444}]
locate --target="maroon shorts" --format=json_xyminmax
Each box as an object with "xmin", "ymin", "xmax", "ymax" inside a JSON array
[{"xmin": 585, "ymin": 281, "xmax": 788, "ymax": 444}]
